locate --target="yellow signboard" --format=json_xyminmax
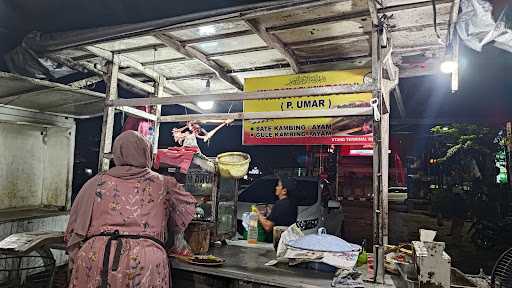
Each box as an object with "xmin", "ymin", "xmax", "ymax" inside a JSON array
[{"xmin": 243, "ymin": 69, "xmax": 373, "ymax": 145}]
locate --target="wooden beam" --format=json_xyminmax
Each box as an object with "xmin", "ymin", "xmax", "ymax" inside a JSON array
[
  {"xmin": 109, "ymin": 83, "xmax": 376, "ymax": 107},
  {"xmin": 152, "ymin": 0, "xmax": 339, "ymax": 34},
  {"xmin": 242, "ymin": 0, "xmax": 345, "ymax": 19},
  {"xmin": 245, "ymin": 19, "xmax": 300, "ymax": 73},
  {"xmin": 370, "ymin": 6, "xmax": 383, "ymax": 282},
  {"xmin": 82, "ymin": 46, "xmax": 204, "ymax": 112},
  {"xmin": 289, "ymin": 33, "xmax": 371, "ymax": 49},
  {"xmin": 154, "ymin": 34, "xmax": 243, "ymax": 90},
  {"xmin": 299, "ymin": 57, "xmax": 372, "ymax": 73},
  {"xmin": 226, "ymin": 63, "xmax": 291, "ymax": 74},
  {"xmin": 166, "ymin": 73, "xmax": 216, "ymax": 81},
  {"xmin": 85, "ymin": 46, "xmax": 161, "ymax": 79},
  {"xmin": 141, "ymin": 57, "xmax": 189, "ymax": 66},
  {"xmin": 451, "ymin": 33, "xmax": 460, "ymax": 93},
  {"xmin": 47, "ymin": 53, "xmax": 194, "ymax": 106},
  {"xmin": 268, "ymin": 9, "xmax": 370, "ymax": 33},
  {"xmin": 98, "ymin": 62, "xmax": 119, "ymax": 172},
  {"xmin": 116, "ymin": 106, "xmax": 158, "ymax": 121},
  {"xmin": 151, "ymin": 76, "xmax": 165, "ymax": 154},
  {"xmin": 448, "ymin": 0, "xmax": 461, "ymax": 93},
  {"xmin": 113, "ymin": 43, "xmax": 167, "ymax": 55},
  {"xmin": 117, "ymin": 73, "xmax": 204, "ymax": 113},
  {"xmin": 71, "ymin": 54, "xmax": 98, "ymax": 62},
  {"xmin": 209, "ymin": 46, "xmax": 271, "ymax": 58},
  {"xmin": 181, "ymin": 30, "xmax": 253, "ymax": 45},
  {"xmin": 160, "ymin": 107, "xmax": 373, "ymax": 122},
  {"xmin": 70, "ymin": 59, "xmax": 185, "ymax": 105},
  {"xmin": 266, "ymin": 0, "xmax": 453, "ymax": 32},
  {"xmin": 447, "ymin": 0, "xmax": 461, "ymax": 44},
  {"xmin": 139, "ymin": 46, "xmax": 272, "ymax": 67},
  {"xmin": 104, "ymin": 31, "xmax": 254, "ymax": 56},
  {"xmin": 68, "ymin": 75, "xmax": 103, "ymax": 89},
  {"xmin": 286, "ymin": 22, "xmax": 447, "ymax": 50},
  {"xmin": 368, "ymin": 0, "xmax": 379, "ymax": 26}
]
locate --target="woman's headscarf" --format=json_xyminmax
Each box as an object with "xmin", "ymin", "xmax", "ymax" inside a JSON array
[{"xmin": 106, "ymin": 130, "xmax": 153, "ymax": 179}]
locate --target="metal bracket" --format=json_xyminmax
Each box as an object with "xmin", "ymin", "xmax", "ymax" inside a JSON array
[{"xmin": 370, "ymin": 98, "xmax": 381, "ymax": 121}]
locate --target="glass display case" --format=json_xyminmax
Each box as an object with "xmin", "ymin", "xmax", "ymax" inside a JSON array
[
  {"xmin": 156, "ymin": 152, "xmax": 237, "ymax": 242},
  {"xmin": 216, "ymin": 176, "xmax": 237, "ymax": 240}
]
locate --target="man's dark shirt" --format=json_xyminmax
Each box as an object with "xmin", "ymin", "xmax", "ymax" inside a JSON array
[{"xmin": 268, "ymin": 197, "xmax": 298, "ymax": 226}]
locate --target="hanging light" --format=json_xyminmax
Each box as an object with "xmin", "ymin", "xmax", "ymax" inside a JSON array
[
  {"xmin": 440, "ymin": 59, "xmax": 457, "ymax": 74},
  {"xmin": 197, "ymin": 101, "xmax": 214, "ymax": 110},
  {"xmin": 197, "ymin": 78, "xmax": 214, "ymax": 110},
  {"xmin": 440, "ymin": 41, "xmax": 458, "ymax": 74},
  {"xmin": 198, "ymin": 25, "xmax": 216, "ymax": 35}
]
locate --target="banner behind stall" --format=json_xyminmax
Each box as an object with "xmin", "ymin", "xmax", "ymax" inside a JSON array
[{"xmin": 243, "ymin": 70, "xmax": 373, "ymax": 145}]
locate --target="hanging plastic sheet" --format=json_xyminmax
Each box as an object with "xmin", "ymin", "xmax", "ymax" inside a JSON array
[{"xmin": 457, "ymin": 0, "xmax": 512, "ymax": 53}]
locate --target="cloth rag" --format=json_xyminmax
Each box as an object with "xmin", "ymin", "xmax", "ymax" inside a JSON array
[{"xmin": 154, "ymin": 147, "xmax": 200, "ymax": 173}]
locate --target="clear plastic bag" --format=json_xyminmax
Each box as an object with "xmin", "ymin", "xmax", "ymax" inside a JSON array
[
  {"xmin": 276, "ymin": 224, "xmax": 304, "ymax": 258},
  {"xmin": 169, "ymin": 231, "xmax": 193, "ymax": 256},
  {"xmin": 457, "ymin": 0, "xmax": 512, "ymax": 52}
]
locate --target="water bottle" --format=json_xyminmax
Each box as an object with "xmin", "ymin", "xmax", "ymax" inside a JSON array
[
  {"xmin": 147, "ymin": 126, "xmax": 154, "ymax": 143},
  {"xmin": 247, "ymin": 205, "xmax": 259, "ymax": 244}
]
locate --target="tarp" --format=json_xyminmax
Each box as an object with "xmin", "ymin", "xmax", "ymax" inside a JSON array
[{"xmin": 457, "ymin": 0, "xmax": 512, "ymax": 53}]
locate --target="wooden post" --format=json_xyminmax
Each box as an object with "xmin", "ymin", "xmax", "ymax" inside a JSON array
[
  {"xmin": 98, "ymin": 61, "xmax": 119, "ymax": 172},
  {"xmin": 369, "ymin": 0, "xmax": 390, "ymax": 281},
  {"xmin": 451, "ymin": 32, "xmax": 460, "ymax": 92},
  {"xmin": 152, "ymin": 76, "xmax": 165, "ymax": 155},
  {"xmin": 371, "ymin": 25, "xmax": 385, "ymax": 283},
  {"xmin": 381, "ymin": 84, "xmax": 390, "ymax": 250}
]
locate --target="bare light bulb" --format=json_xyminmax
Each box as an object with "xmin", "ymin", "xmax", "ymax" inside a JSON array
[
  {"xmin": 440, "ymin": 60, "xmax": 457, "ymax": 74},
  {"xmin": 197, "ymin": 101, "xmax": 214, "ymax": 110},
  {"xmin": 198, "ymin": 25, "xmax": 216, "ymax": 35}
]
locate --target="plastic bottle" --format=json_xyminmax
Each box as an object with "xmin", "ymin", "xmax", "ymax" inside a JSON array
[
  {"xmin": 147, "ymin": 126, "xmax": 154, "ymax": 143},
  {"xmin": 247, "ymin": 205, "xmax": 259, "ymax": 244}
]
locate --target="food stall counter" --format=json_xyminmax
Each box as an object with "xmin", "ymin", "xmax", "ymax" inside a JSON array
[{"xmin": 171, "ymin": 243, "xmax": 399, "ymax": 288}]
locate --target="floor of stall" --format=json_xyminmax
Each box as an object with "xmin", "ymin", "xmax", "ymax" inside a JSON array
[{"xmin": 171, "ymin": 241, "xmax": 400, "ymax": 288}]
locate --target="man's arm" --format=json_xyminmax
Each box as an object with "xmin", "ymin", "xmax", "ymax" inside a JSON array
[{"xmin": 258, "ymin": 214, "xmax": 274, "ymax": 232}]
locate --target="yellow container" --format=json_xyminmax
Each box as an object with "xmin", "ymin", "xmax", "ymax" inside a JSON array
[{"xmin": 216, "ymin": 152, "xmax": 251, "ymax": 179}]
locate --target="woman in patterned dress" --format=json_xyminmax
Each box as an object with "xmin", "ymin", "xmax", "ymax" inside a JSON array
[{"xmin": 65, "ymin": 130, "xmax": 196, "ymax": 288}]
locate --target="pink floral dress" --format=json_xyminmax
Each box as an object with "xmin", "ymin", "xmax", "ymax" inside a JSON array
[{"xmin": 66, "ymin": 172, "xmax": 195, "ymax": 288}]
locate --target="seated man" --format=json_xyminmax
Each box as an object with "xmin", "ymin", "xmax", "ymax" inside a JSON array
[{"xmin": 258, "ymin": 177, "xmax": 298, "ymax": 232}]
